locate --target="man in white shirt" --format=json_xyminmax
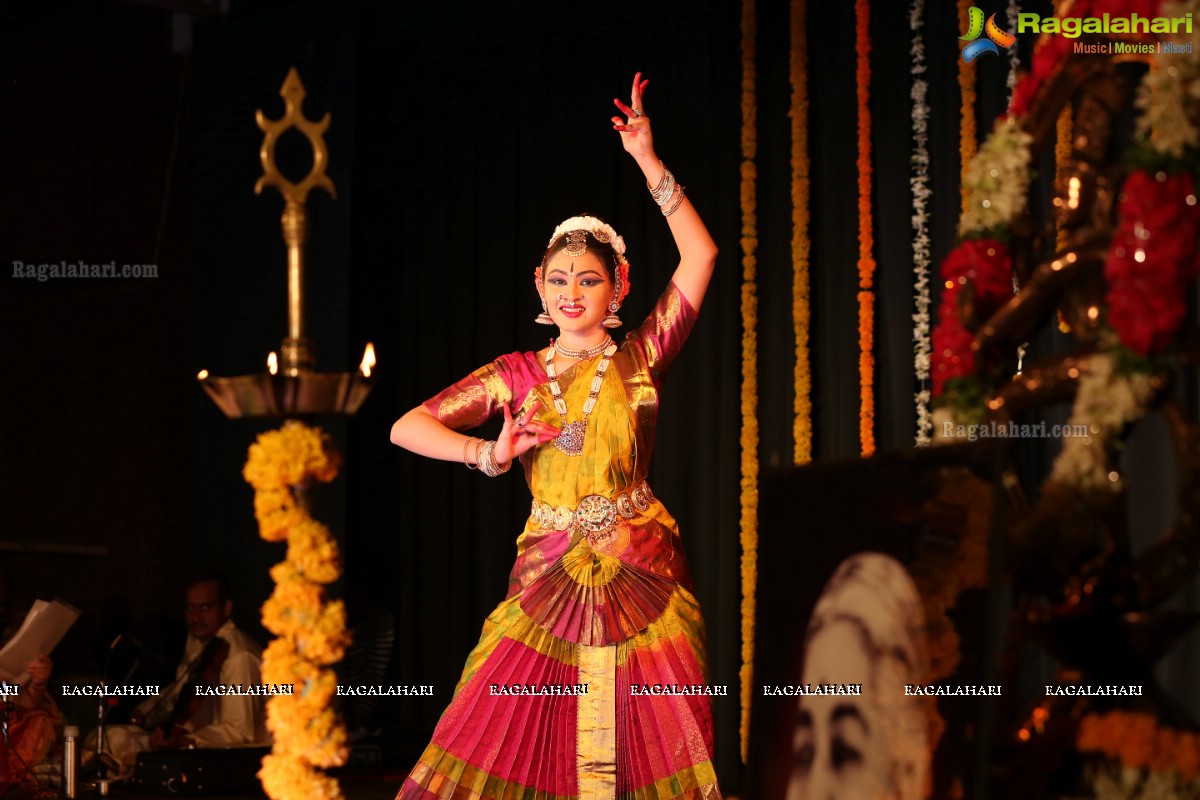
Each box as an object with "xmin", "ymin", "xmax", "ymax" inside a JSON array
[{"xmin": 86, "ymin": 576, "xmax": 268, "ymax": 778}]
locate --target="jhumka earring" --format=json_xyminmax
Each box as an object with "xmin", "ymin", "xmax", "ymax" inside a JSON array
[
  {"xmin": 602, "ymin": 277, "xmax": 623, "ymax": 329},
  {"xmin": 536, "ymin": 296, "xmax": 554, "ymax": 325},
  {"xmin": 602, "ymin": 300, "xmax": 622, "ymax": 329}
]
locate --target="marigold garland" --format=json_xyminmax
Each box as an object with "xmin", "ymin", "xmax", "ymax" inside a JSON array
[
  {"xmin": 856, "ymin": 0, "xmax": 876, "ymax": 456},
  {"xmin": 244, "ymin": 421, "xmax": 349, "ymax": 799},
  {"xmin": 958, "ymin": 0, "xmax": 978, "ymax": 218},
  {"xmin": 791, "ymin": 0, "xmax": 812, "ymax": 466},
  {"xmin": 739, "ymin": 0, "xmax": 759, "ymax": 762},
  {"xmin": 1055, "ymin": 105, "xmax": 1074, "ymax": 253}
]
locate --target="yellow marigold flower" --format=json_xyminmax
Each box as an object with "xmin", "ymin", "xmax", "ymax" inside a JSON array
[
  {"xmin": 258, "ymin": 504, "xmax": 309, "ymax": 543},
  {"xmin": 295, "ymin": 601, "xmax": 349, "ymax": 665},
  {"xmin": 261, "ymin": 639, "xmax": 304, "ymax": 687},
  {"xmin": 248, "ymin": 422, "xmax": 348, "ymax": 798},
  {"xmin": 262, "ymin": 573, "xmax": 324, "ymax": 637},
  {"xmin": 259, "ymin": 752, "xmax": 343, "ymax": 800},
  {"xmin": 244, "ymin": 421, "xmax": 340, "ymax": 491},
  {"xmin": 288, "ymin": 518, "xmax": 341, "ymax": 584}
]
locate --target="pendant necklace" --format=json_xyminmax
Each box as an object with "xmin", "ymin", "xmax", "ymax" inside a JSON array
[{"xmin": 545, "ymin": 337, "xmax": 617, "ymax": 456}]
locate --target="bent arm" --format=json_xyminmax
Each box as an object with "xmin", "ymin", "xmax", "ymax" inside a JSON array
[
  {"xmin": 390, "ymin": 406, "xmax": 479, "ymax": 464},
  {"xmin": 635, "ymin": 155, "xmax": 718, "ymax": 313}
]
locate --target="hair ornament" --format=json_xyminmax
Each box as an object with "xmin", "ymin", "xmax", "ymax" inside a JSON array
[{"xmin": 548, "ymin": 215, "xmax": 627, "ymax": 256}]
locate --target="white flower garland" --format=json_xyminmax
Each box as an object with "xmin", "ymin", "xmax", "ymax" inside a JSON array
[
  {"xmin": 1133, "ymin": 0, "xmax": 1200, "ymax": 159},
  {"xmin": 548, "ymin": 215, "xmax": 627, "ymax": 255},
  {"xmin": 934, "ymin": 109, "xmax": 1035, "ymax": 439},
  {"xmin": 1050, "ymin": 352, "xmax": 1154, "ymax": 492},
  {"xmin": 960, "ymin": 116, "xmax": 1034, "ymax": 235},
  {"xmin": 1006, "ymin": 0, "xmax": 1020, "ymax": 107},
  {"xmin": 910, "ymin": 0, "xmax": 933, "ymax": 445}
]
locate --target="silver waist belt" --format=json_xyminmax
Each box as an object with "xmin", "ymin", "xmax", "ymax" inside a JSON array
[{"xmin": 530, "ymin": 480, "xmax": 656, "ymax": 544}]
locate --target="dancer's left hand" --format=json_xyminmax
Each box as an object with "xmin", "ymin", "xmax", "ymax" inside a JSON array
[
  {"xmin": 495, "ymin": 400, "xmax": 560, "ymax": 466},
  {"xmin": 612, "ymin": 71, "xmax": 654, "ymax": 158}
]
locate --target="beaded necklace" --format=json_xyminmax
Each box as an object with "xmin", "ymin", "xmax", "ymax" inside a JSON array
[{"xmin": 544, "ymin": 340, "xmax": 618, "ymax": 456}]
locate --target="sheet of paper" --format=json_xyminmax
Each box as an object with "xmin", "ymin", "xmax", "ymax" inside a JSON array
[{"xmin": 0, "ymin": 598, "xmax": 80, "ymax": 684}]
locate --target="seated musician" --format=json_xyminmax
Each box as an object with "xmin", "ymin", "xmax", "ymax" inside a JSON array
[
  {"xmin": 86, "ymin": 575, "xmax": 268, "ymax": 779},
  {"xmin": 0, "ymin": 654, "xmax": 63, "ymax": 792}
]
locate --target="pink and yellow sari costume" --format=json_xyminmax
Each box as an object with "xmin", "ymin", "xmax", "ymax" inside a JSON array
[{"xmin": 398, "ymin": 282, "xmax": 720, "ymax": 800}]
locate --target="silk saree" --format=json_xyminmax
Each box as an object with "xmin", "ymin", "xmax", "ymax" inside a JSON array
[{"xmin": 397, "ymin": 283, "xmax": 720, "ymax": 800}]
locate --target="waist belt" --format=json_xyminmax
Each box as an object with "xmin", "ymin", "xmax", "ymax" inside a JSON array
[{"xmin": 530, "ymin": 481, "xmax": 656, "ymax": 545}]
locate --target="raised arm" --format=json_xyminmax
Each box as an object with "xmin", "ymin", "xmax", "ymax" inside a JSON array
[{"xmin": 612, "ymin": 72, "xmax": 718, "ymax": 312}]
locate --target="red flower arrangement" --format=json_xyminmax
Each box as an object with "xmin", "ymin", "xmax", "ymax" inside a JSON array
[
  {"xmin": 1105, "ymin": 170, "xmax": 1200, "ymax": 355},
  {"xmin": 931, "ymin": 239, "xmax": 1013, "ymax": 398}
]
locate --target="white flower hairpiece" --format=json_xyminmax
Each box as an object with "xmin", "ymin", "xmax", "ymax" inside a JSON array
[{"xmin": 548, "ymin": 215, "xmax": 627, "ymax": 256}]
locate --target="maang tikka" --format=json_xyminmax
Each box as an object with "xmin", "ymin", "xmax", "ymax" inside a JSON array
[{"xmin": 564, "ymin": 230, "xmax": 589, "ymax": 257}]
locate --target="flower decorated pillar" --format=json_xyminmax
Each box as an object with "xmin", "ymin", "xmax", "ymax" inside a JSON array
[{"xmin": 197, "ymin": 68, "xmax": 375, "ymax": 800}]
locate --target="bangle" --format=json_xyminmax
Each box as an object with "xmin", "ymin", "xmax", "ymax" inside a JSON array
[
  {"xmin": 473, "ymin": 437, "xmax": 484, "ymax": 469},
  {"xmin": 462, "ymin": 437, "xmax": 478, "ymax": 469},
  {"xmin": 647, "ymin": 160, "xmax": 667, "ymax": 195},
  {"xmin": 478, "ymin": 440, "xmax": 512, "ymax": 477},
  {"xmin": 648, "ymin": 162, "xmax": 677, "ymax": 207},
  {"xmin": 479, "ymin": 440, "xmax": 495, "ymax": 476},
  {"xmin": 662, "ymin": 184, "xmax": 686, "ymax": 217}
]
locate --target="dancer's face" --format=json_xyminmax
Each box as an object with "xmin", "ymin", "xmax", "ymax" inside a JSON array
[
  {"xmin": 787, "ymin": 619, "xmax": 888, "ymax": 800},
  {"xmin": 540, "ymin": 250, "xmax": 613, "ymax": 338}
]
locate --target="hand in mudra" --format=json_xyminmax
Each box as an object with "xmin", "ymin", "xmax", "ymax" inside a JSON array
[
  {"xmin": 612, "ymin": 71, "xmax": 654, "ymax": 158},
  {"xmin": 494, "ymin": 400, "xmax": 560, "ymax": 465}
]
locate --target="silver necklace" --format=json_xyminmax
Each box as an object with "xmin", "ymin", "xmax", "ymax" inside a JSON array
[{"xmin": 545, "ymin": 340, "xmax": 618, "ymax": 456}]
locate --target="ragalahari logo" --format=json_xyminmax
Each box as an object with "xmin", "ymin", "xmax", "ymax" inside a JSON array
[{"xmin": 960, "ymin": 7, "xmax": 1016, "ymax": 62}]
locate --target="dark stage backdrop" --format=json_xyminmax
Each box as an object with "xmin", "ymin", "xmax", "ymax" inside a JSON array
[{"xmin": 2, "ymin": 0, "xmax": 1198, "ymax": 794}]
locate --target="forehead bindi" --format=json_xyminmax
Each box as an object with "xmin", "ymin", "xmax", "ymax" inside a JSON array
[{"xmin": 547, "ymin": 250, "xmax": 605, "ymax": 276}]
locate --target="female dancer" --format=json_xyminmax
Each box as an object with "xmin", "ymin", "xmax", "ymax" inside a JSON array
[{"xmin": 390, "ymin": 72, "xmax": 720, "ymax": 799}]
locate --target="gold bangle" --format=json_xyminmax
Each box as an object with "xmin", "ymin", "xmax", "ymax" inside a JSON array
[{"xmin": 463, "ymin": 436, "xmax": 478, "ymax": 469}]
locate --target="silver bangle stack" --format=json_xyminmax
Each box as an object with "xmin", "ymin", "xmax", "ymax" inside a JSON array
[
  {"xmin": 477, "ymin": 439, "xmax": 511, "ymax": 477},
  {"xmin": 648, "ymin": 161, "xmax": 686, "ymax": 217},
  {"xmin": 462, "ymin": 436, "xmax": 481, "ymax": 470}
]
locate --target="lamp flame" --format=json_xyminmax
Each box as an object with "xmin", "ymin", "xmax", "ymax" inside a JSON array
[
  {"xmin": 360, "ymin": 342, "xmax": 376, "ymax": 378},
  {"xmin": 267, "ymin": 352, "xmax": 278, "ymax": 375},
  {"xmin": 197, "ymin": 369, "xmax": 209, "ymax": 380}
]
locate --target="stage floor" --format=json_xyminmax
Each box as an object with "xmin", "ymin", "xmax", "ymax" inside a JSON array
[{"xmin": 11, "ymin": 767, "xmax": 407, "ymax": 799}]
